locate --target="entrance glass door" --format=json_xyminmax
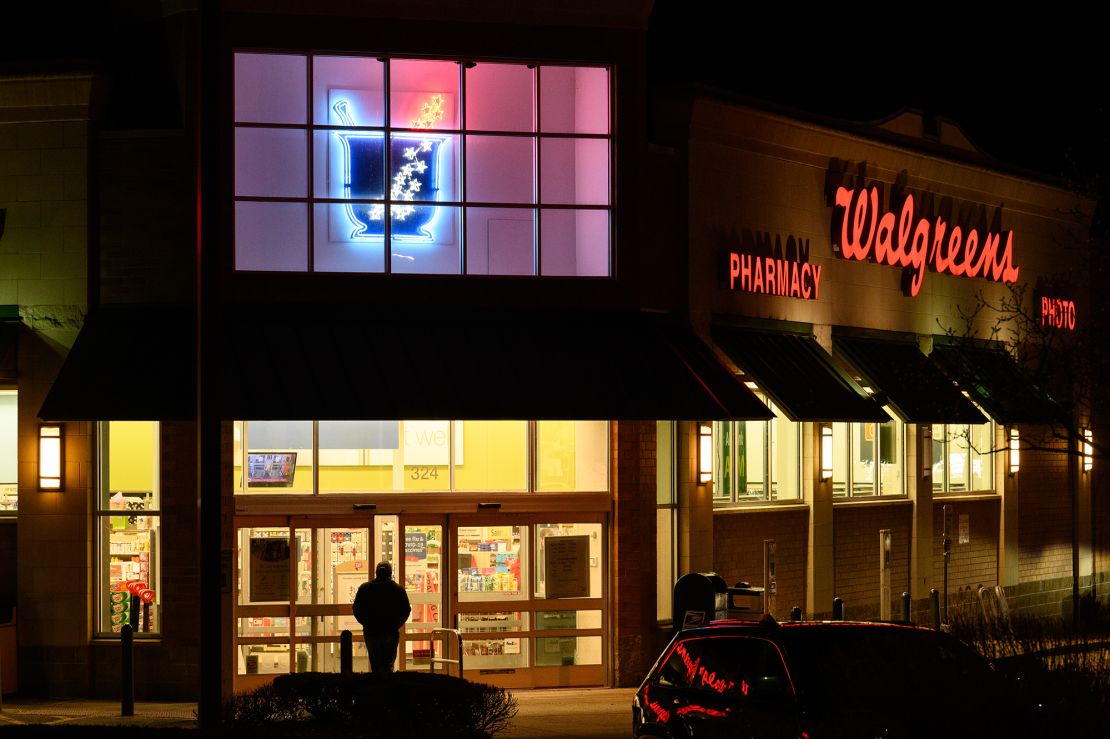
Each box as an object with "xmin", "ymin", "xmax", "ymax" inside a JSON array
[
  {"xmin": 451, "ymin": 516, "xmax": 607, "ymax": 688},
  {"xmin": 400, "ymin": 523, "xmax": 444, "ymax": 671}
]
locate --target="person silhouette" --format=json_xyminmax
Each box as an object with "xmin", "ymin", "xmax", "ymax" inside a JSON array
[{"xmin": 352, "ymin": 561, "xmax": 411, "ymax": 674}]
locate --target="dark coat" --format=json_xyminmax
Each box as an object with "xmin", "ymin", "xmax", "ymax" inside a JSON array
[{"xmin": 352, "ymin": 576, "xmax": 412, "ymax": 634}]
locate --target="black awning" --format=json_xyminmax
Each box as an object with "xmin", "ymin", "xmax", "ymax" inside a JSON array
[
  {"xmin": 38, "ymin": 304, "xmax": 195, "ymax": 420},
  {"xmin": 834, "ymin": 337, "xmax": 988, "ymax": 424},
  {"xmin": 222, "ymin": 308, "xmax": 772, "ymax": 421},
  {"xmin": 711, "ymin": 325, "xmax": 890, "ymax": 422},
  {"xmin": 928, "ymin": 343, "xmax": 1064, "ymax": 426}
]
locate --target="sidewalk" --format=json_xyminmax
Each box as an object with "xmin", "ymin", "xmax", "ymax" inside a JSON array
[{"xmin": 0, "ymin": 687, "xmax": 635, "ymax": 737}]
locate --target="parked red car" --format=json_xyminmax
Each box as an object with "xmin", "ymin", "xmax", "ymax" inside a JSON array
[{"xmin": 633, "ymin": 618, "xmax": 1016, "ymax": 738}]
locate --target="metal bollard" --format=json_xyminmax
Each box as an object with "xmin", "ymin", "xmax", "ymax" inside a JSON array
[
  {"xmin": 340, "ymin": 629, "xmax": 353, "ymax": 675},
  {"xmin": 832, "ymin": 597, "xmax": 844, "ymax": 621},
  {"xmin": 902, "ymin": 592, "xmax": 912, "ymax": 622},
  {"xmin": 790, "ymin": 606, "xmax": 802, "ymax": 622},
  {"xmin": 930, "ymin": 588, "xmax": 941, "ymax": 630},
  {"xmin": 121, "ymin": 624, "xmax": 134, "ymax": 717}
]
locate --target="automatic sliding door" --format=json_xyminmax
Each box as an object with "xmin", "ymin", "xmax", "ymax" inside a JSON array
[{"xmin": 401, "ymin": 523, "xmax": 444, "ymax": 671}]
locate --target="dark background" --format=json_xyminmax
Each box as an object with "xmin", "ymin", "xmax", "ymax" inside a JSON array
[
  {"xmin": 2, "ymin": 3, "xmax": 1106, "ymax": 189},
  {"xmin": 648, "ymin": 2, "xmax": 1107, "ymax": 188}
]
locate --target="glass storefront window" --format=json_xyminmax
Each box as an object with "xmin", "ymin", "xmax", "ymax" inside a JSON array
[
  {"xmin": 97, "ymin": 421, "xmax": 161, "ymax": 635},
  {"xmin": 713, "ymin": 401, "xmax": 800, "ymax": 504},
  {"xmin": 831, "ymin": 419, "xmax": 904, "ymax": 498},
  {"xmin": 234, "ymin": 53, "xmax": 612, "ymax": 277},
  {"xmin": 235, "ymin": 420, "xmax": 606, "ymax": 494},
  {"xmin": 0, "ymin": 390, "xmax": 16, "ymax": 513},
  {"xmin": 932, "ymin": 423, "xmax": 995, "ymax": 493},
  {"xmin": 536, "ymin": 421, "xmax": 608, "ymax": 492}
]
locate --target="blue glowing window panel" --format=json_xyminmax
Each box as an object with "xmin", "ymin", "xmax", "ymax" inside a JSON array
[{"xmin": 332, "ymin": 100, "xmax": 453, "ymax": 243}]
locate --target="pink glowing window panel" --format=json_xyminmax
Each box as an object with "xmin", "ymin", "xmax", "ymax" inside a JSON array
[
  {"xmin": 234, "ymin": 53, "xmax": 307, "ymax": 124},
  {"xmin": 466, "ymin": 63, "xmax": 535, "ymax": 132},
  {"xmin": 390, "ymin": 59, "xmax": 460, "ymax": 130},
  {"xmin": 312, "ymin": 203, "xmax": 385, "ymax": 274},
  {"xmin": 539, "ymin": 66, "xmax": 609, "ymax": 135},
  {"xmin": 540, "ymin": 138, "xmax": 610, "ymax": 206},
  {"xmin": 233, "ymin": 53, "xmax": 610, "ymax": 277},
  {"xmin": 392, "ymin": 206, "xmax": 461, "ymax": 274},
  {"xmin": 313, "ymin": 56, "xmax": 385, "ymax": 127},
  {"xmin": 540, "ymin": 209, "xmax": 609, "ymax": 277},
  {"xmin": 466, "ymin": 208, "xmax": 536, "ymax": 276},
  {"xmin": 466, "ymin": 136, "xmax": 536, "ymax": 204},
  {"xmin": 235, "ymin": 128, "xmax": 307, "ymax": 198},
  {"xmin": 235, "ymin": 202, "xmax": 308, "ymax": 272}
]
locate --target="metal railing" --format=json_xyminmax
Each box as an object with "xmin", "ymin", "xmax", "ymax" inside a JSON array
[{"xmin": 428, "ymin": 628, "xmax": 464, "ymax": 677}]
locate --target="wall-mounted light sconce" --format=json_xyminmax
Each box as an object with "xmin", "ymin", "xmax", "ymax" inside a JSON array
[
  {"xmin": 820, "ymin": 424, "xmax": 834, "ymax": 480},
  {"xmin": 1083, "ymin": 428, "xmax": 1093, "ymax": 473},
  {"xmin": 1009, "ymin": 427, "xmax": 1020, "ymax": 475},
  {"xmin": 697, "ymin": 422, "xmax": 713, "ymax": 485},
  {"xmin": 39, "ymin": 424, "xmax": 64, "ymax": 491}
]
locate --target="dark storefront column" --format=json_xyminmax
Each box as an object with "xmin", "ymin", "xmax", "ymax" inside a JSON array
[{"xmin": 611, "ymin": 420, "xmax": 659, "ymax": 686}]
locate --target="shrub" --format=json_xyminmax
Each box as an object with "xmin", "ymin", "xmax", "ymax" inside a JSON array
[
  {"xmin": 948, "ymin": 592, "xmax": 1110, "ymax": 736},
  {"xmin": 226, "ymin": 671, "xmax": 518, "ymax": 738}
]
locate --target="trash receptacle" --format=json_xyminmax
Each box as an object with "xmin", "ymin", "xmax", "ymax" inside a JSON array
[
  {"xmin": 673, "ymin": 573, "xmax": 728, "ymax": 630},
  {"xmin": 727, "ymin": 581, "xmax": 766, "ymax": 620}
]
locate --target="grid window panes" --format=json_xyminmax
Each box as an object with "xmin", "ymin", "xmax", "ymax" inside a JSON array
[
  {"xmin": 0, "ymin": 390, "xmax": 16, "ymax": 514},
  {"xmin": 234, "ymin": 420, "xmax": 606, "ymax": 494},
  {"xmin": 932, "ymin": 423, "xmax": 994, "ymax": 493},
  {"xmin": 97, "ymin": 421, "xmax": 161, "ymax": 635},
  {"xmin": 713, "ymin": 400, "xmax": 801, "ymax": 504},
  {"xmin": 234, "ymin": 53, "xmax": 611, "ymax": 276},
  {"xmin": 830, "ymin": 419, "xmax": 905, "ymax": 498}
]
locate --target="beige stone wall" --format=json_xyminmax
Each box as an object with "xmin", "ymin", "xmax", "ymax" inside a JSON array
[{"xmin": 685, "ymin": 101, "xmax": 1090, "ymax": 341}]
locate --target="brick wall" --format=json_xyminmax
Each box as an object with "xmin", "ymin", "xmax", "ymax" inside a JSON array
[
  {"xmin": 611, "ymin": 420, "xmax": 658, "ymax": 686},
  {"xmin": 1018, "ymin": 442, "xmax": 1073, "ymax": 584},
  {"xmin": 832, "ymin": 504, "xmax": 911, "ymax": 620},
  {"xmin": 713, "ymin": 508, "xmax": 808, "ymax": 619}
]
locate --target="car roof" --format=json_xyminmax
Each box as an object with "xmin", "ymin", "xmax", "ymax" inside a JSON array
[{"xmin": 674, "ymin": 619, "xmax": 935, "ymax": 638}]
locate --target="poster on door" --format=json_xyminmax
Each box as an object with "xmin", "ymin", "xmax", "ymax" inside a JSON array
[
  {"xmin": 544, "ymin": 535, "xmax": 590, "ymax": 599},
  {"xmin": 249, "ymin": 537, "xmax": 290, "ymax": 602}
]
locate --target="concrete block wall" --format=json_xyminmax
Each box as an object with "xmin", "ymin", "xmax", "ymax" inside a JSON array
[
  {"xmin": 831, "ymin": 504, "xmax": 911, "ymax": 620},
  {"xmin": 713, "ymin": 508, "xmax": 808, "ymax": 620},
  {"xmin": 931, "ymin": 498, "xmax": 1000, "ymax": 610},
  {"xmin": 97, "ymin": 133, "xmax": 194, "ymax": 305},
  {"xmin": 0, "ymin": 120, "xmax": 89, "ymax": 313},
  {"xmin": 1018, "ymin": 443, "xmax": 1073, "ymax": 583}
]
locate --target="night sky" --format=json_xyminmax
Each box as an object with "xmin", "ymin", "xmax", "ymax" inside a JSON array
[
  {"xmin": 648, "ymin": 2, "xmax": 1108, "ymax": 190},
  {"xmin": 3, "ymin": 3, "xmax": 1105, "ymax": 193}
]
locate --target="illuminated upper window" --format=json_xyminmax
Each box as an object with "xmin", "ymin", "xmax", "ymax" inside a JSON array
[{"xmin": 233, "ymin": 53, "xmax": 612, "ymax": 277}]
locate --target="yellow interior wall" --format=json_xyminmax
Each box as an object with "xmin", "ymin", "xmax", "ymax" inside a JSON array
[
  {"xmin": 108, "ymin": 421, "xmax": 156, "ymax": 491},
  {"xmin": 454, "ymin": 421, "xmax": 527, "ymax": 490},
  {"xmin": 537, "ymin": 421, "xmax": 576, "ymax": 491}
]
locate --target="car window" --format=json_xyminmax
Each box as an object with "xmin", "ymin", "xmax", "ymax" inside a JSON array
[{"xmin": 657, "ymin": 636, "xmax": 793, "ymax": 701}]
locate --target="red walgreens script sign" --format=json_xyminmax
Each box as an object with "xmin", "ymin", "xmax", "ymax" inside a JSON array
[{"xmin": 828, "ymin": 166, "xmax": 1020, "ymax": 297}]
